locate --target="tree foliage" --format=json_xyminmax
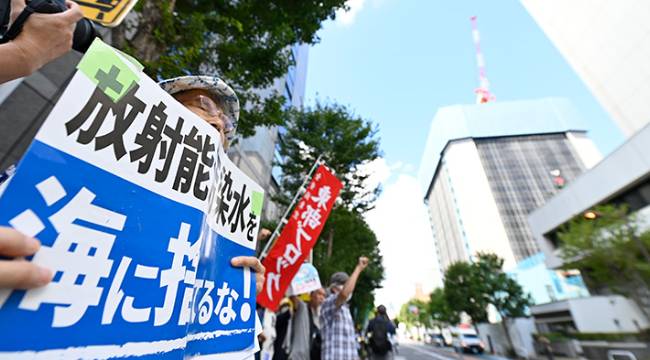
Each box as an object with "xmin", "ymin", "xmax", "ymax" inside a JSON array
[
  {"xmin": 443, "ymin": 260, "xmax": 489, "ymax": 323},
  {"xmin": 443, "ymin": 253, "xmax": 532, "ymax": 323},
  {"xmin": 273, "ymin": 103, "xmax": 383, "ymax": 325},
  {"xmin": 443, "ymin": 253, "xmax": 531, "ymax": 353},
  {"xmin": 112, "ymin": 0, "xmax": 348, "ymax": 137},
  {"xmin": 557, "ymin": 204, "xmax": 650, "ymax": 318},
  {"xmin": 399, "ymin": 298, "xmax": 430, "ymax": 328},
  {"xmin": 428, "ymin": 288, "xmax": 460, "ymax": 326},
  {"xmin": 277, "ymin": 102, "xmax": 381, "ymax": 213}
]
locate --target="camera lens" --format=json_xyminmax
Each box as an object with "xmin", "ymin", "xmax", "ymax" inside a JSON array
[{"xmin": 72, "ymin": 18, "xmax": 98, "ymax": 53}]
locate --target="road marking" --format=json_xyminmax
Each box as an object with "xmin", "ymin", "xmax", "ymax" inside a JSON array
[{"xmin": 406, "ymin": 345, "xmax": 456, "ymax": 360}]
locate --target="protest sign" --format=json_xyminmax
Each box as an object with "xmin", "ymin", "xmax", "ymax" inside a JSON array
[
  {"xmin": 76, "ymin": 0, "xmax": 138, "ymax": 27},
  {"xmin": 0, "ymin": 39, "xmax": 263, "ymax": 359},
  {"xmin": 257, "ymin": 165, "xmax": 342, "ymax": 311},
  {"xmin": 289, "ymin": 263, "xmax": 321, "ymax": 296}
]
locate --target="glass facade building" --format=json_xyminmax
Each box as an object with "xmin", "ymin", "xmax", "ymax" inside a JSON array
[
  {"xmin": 475, "ymin": 133, "xmax": 586, "ymax": 261},
  {"xmin": 419, "ymin": 98, "xmax": 601, "ymax": 273}
]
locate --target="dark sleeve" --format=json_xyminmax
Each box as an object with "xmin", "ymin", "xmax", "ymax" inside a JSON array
[
  {"xmin": 366, "ymin": 318, "xmax": 375, "ymax": 334},
  {"xmin": 388, "ymin": 321, "xmax": 396, "ymax": 335}
]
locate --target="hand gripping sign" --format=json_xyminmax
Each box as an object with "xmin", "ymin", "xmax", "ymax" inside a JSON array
[
  {"xmin": 257, "ymin": 165, "xmax": 342, "ymax": 311},
  {"xmin": 289, "ymin": 263, "xmax": 322, "ymax": 296},
  {"xmin": 0, "ymin": 39, "xmax": 263, "ymax": 359}
]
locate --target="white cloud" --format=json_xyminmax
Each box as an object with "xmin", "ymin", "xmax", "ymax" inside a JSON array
[
  {"xmin": 335, "ymin": 0, "xmax": 366, "ymax": 27},
  {"xmin": 355, "ymin": 157, "xmax": 392, "ymax": 193},
  {"xmin": 364, "ymin": 166, "xmax": 443, "ymax": 319}
]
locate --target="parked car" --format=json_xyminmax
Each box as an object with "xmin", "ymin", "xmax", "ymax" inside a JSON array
[
  {"xmin": 431, "ymin": 333, "xmax": 446, "ymax": 347},
  {"xmin": 452, "ymin": 333, "xmax": 485, "ymax": 354},
  {"xmin": 608, "ymin": 350, "xmax": 637, "ymax": 360}
]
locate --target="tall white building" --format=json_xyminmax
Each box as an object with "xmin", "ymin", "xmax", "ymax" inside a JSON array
[
  {"xmin": 521, "ymin": 1, "xmax": 650, "ymax": 137},
  {"xmin": 419, "ymin": 98, "xmax": 601, "ymax": 273}
]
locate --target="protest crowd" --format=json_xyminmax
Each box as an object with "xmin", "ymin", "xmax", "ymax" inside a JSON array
[
  {"xmin": 0, "ymin": 0, "xmax": 391, "ymax": 359},
  {"xmin": 256, "ymin": 256, "xmax": 399, "ymax": 360}
]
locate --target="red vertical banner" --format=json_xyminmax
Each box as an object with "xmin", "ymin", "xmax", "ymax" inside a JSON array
[{"xmin": 257, "ymin": 165, "xmax": 342, "ymax": 311}]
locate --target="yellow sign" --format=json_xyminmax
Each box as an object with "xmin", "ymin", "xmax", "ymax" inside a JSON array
[{"xmin": 76, "ymin": 0, "xmax": 137, "ymax": 27}]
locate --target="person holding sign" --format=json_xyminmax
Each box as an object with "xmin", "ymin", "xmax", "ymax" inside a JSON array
[
  {"xmin": 0, "ymin": 75, "xmax": 267, "ymax": 297},
  {"xmin": 0, "ymin": 227, "xmax": 52, "ymax": 288},
  {"xmin": 159, "ymin": 75, "xmax": 267, "ymax": 294}
]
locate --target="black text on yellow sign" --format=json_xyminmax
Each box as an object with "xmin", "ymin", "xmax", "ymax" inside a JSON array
[{"xmin": 75, "ymin": 0, "xmax": 137, "ymax": 27}]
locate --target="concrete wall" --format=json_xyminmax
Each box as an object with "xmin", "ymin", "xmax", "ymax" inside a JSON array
[
  {"xmin": 566, "ymin": 131, "xmax": 602, "ymax": 169},
  {"xmin": 477, "ymin": 318, "xmax": 536, "ymax": 358},
  {"xmin": 522, "ymin": 0, "xmax": 650, "ymax": 137},
  {"xmin": 443, "ymin": 139, "xmax": 516, "ymax": 269},
  {"xmin": 570, "ymin": 296, "xmax": 649, "ymax": 333},
  {"xmin": 427, "ymin": 161, "xmax": 467, "ymax": 272}
]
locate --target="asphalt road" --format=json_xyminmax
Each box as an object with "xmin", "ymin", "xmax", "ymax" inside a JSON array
[{"xmin": 393, "ymin": 343, "xmax": 510, "ymax": 360}]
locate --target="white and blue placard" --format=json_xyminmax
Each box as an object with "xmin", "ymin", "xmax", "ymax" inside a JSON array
[{"xmin": 0, "ymin": 40, "xmax": 264, "ymax": 359}]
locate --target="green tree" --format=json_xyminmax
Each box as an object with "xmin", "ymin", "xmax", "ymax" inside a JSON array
[
  {"xmin": 557, "ymin": 204, "xmax": 650, "ymax": 319},
  {"xmin": 399, "ymin": 298, "xmax": 430, "ymax": 328},
  {"xmin": 277, "ymin": 102, "xmax": 381, "ymax": 214},
  {"xmin": 476, "ymin": 253, "xmax": 532, "ymax": 354},
  {"xmin": 112, "ymin": 0, "xmax": 348, "ymax": 137},
  {"xmin": 444, "ymin": 254, "xmax": 532, "ymax": 353},
  {"xmin": 428, "ymin": 288, "xmax": 460, "ymax": 327},
  {"xmin": 444, "ymin": 261, "xmax": 489, "ymax": 324},
  {"xmin": 275, "ymin": 103, "xmax": 383, "ymax": 325}
]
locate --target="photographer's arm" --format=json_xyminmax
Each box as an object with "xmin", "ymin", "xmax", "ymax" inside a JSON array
[
  {"xmin": 0, "ymin": 42, "xmax": 34, "ymax": 82},
  {"xmin": 0, "ymin": 1, "xmax": 81, "ymax": 84}
]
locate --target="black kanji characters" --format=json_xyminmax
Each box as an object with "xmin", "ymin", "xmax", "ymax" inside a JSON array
[
  {"xmin": 130, "ymin": 101, "xmax": 168, "ymax": 174},
  {"xmin": 66, "ymin": 83, "xmax": 145, "ymax": 160},
  {"xmin": 227, "ymin": 184, "xmax": 249, "ymax": 233},
  {"xmin": 172, "ymin": 126, "xmax": 215, "ymax": 200}
]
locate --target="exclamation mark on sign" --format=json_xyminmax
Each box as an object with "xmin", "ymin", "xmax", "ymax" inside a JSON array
[
  {"xmin": 243, "ymin": 267, "xmax": 251, "ymax": 298},
  {"xmin": 240, "ymin": 267, "xmax": 252, "ymax": 321}
]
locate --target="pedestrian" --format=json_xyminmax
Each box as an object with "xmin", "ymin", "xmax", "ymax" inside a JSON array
[
  {"xmin": 273, "ymin": 298, "xmax": 294, "ymax": 360},
  {"xmin": 320, "ymin": 256, "xmax": 370, "ymax": 360},
  {"xmin": 366, "ymin": 305, "xmax": 396, "ymax": 360},
  {"xmin": 288, "ymin": 287, "xmax": 326, "ymax": 360}
]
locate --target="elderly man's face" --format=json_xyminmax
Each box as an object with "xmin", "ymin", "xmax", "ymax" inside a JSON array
[
  {"xmin": 173, "ymin": 89, "xmax": 232, "ymax": 148},
  {"xmin": 310, "ymin": 288, "xmax": 326, "ymax": 307}
]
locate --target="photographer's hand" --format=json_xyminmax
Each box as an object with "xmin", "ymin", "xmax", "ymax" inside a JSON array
[{"xmin": 0, "ymin": 0, "xmax": 82, "ymax": 83}]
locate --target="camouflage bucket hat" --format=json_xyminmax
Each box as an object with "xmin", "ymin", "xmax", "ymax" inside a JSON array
[{"xmin": 158, "ymin": 75, "xmax": 240, "ymax": 141}]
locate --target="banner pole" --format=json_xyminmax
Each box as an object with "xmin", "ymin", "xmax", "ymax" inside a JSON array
[{"xmin": 260, "ymin": 155, "xmax": 324, "ymax": 259}]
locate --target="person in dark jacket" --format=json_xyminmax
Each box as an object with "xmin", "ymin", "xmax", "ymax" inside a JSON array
[{"xmin": 366, "ymin": 305, "xmax": 396, "ymax": 360}]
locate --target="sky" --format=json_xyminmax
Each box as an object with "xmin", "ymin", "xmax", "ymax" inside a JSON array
[{"xmin": 304, "ymin": 0, "xmax": 626, "ymax": 316}]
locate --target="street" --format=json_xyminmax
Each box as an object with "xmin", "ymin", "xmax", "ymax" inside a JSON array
[{"xmin": 394, "ymin": 343, "xmax": 509, "ymax": 360}]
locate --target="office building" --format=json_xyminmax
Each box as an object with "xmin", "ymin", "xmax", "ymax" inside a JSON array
[
  {"xmin": 509, "ymin": 253, "xmax": 589, "ymax": 306},
  {"xmin": 419, "ymin": 98, "xmax": 600, "ymax": 273},
  {"xmin": 521, "ymin": 1, "xmax": 650, "ymax": 137}
]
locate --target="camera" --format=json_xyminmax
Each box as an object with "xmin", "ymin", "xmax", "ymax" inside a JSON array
[{"xmin": 0, "ymin": 0, "xmax": 99, "ymax": 53}]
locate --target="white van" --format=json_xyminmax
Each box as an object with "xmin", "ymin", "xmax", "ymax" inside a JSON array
[{"xmin": 451, "ymin": 332, "xmax": 485, "ymax": 354}]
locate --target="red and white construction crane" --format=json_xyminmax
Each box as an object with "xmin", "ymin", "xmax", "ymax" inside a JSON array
[{"xmin": 470, "ymin": 16, "xmax": 495, "ymax": 104}]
